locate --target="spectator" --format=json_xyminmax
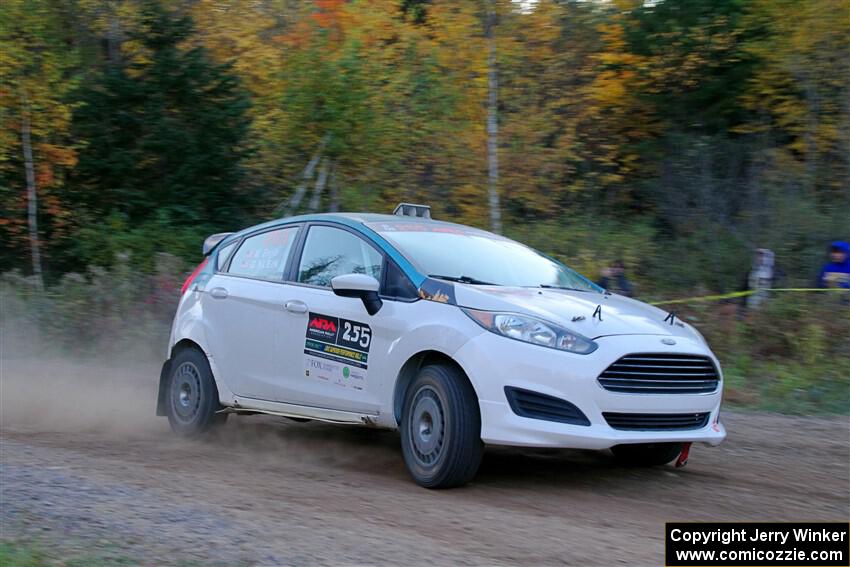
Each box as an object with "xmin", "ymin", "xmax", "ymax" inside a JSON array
[
  {"xmin": 817, "ymin": 241, "xmax": 850, "ymax": 289},
  {"xmin": 598, "ymin": 260, "xmax": 633, "ymax": 297}
]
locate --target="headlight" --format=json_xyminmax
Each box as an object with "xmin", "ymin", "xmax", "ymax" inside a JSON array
[{"xmin": 463, "ymin": 308, "xmax": 598, "ymax": 354}]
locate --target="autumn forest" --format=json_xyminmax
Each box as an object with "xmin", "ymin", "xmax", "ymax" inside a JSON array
[{"xmin": 2, "ymin": 0, "xmax": 849, "ymax": 292}]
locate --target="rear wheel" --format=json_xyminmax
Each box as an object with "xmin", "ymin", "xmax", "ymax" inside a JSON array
[
  {"xmin": 166, "ymin": 347, "xmax": 227, "ymax": 437},
  {"xmin": 611, "ymin": 442, "xmax": 683, "ymax": 466},
  {"xmin": 400, "ymin": 364, "xmax": 483, "ymax": 488}
]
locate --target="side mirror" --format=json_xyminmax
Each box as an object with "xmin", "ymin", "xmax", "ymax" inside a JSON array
[{"xmin": 331, "ymin": 274, "xmax": 383, "ymax": 315}]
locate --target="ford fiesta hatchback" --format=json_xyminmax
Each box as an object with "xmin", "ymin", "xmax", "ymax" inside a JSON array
[{"xmin": 157, "ymin": 204, "xmax": 725, "ymax": 488}]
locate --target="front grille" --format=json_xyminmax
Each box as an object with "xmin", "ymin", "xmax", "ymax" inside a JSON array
[
  {"xmin": 597, "ymin": 353, "xmax": 719, "ymax": 394},
  {"xmin": 603, "ymin": 412, "xmax": 710, "ymax": 431},
  {"xmin": 505, "ymin": 387, "xmax": 590, "ymax": 426}
]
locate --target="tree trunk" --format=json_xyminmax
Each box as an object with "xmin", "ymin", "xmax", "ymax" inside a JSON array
[
  {"xmin": 107, "ymin": 2, "xmax": 122, "ymax": 66},
  {"xmin": 328, "ymin": 161, "xmax": 340, "ymax": 212},
  {"xmin": 308, "ymin": 157, "xmax": 329, "ymax": 212},
  {"xmin": 21, "ymin": 107, "xmax": 44, "ymax": 290},
  {"xmin": 803, "ymin": 77, "xmax": 819, "ymax": 194},
  {"xmin": 280, "ymin": 134, "xmax": 329, "ymax": 216},
  {"xmin": 486, "ymin": 1, "xmax": 502, "ymax": 234}
]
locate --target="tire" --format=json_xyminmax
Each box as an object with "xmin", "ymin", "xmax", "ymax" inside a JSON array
[
  {"xmin": 165, "ymin": 347, "xmax": 227, "ymax": 437},
  {"xmin": 400, "ymin": 364, "xmax": 483, "ymax": 488},
  {"xmin": 611, "ymin": 442, "xmax": 683, "ymax": 466}
]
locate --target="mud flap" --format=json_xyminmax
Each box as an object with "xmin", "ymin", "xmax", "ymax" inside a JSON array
[
  {"xmin": 675, "ymin": 442, "xmax": 692, "ymax": 468},
  {"xmin": 156, "ymin": 359, "xmax": 171, "ymax": 416}
]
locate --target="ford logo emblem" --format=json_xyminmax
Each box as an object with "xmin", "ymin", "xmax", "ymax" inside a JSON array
[{"xmin": 661, "ymin": 338, "xmax": 676, "ymax": 345}]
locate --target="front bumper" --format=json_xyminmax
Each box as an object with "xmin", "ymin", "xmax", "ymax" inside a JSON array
[{"xmin": 453, "ymin": 333, "xmax": 726, "ymax": 449}]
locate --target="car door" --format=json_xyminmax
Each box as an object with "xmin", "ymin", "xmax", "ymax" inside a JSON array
[
  {"xmin": 201, "ymin": 225, "xmax": 302, "ymax": 402},
  {"xmin": 276, "ymin": 224, "xmax": 398, "ymax": 414}
]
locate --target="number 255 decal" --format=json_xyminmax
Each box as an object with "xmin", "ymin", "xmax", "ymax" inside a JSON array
[{"xmin": 342, "ymin": 320, "xmax": 371, "ymax": 350}]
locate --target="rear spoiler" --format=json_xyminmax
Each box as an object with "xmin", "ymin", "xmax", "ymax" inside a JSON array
[{"xmin": 202, "ymin": 232, "xmax": 234, "ymax": 256}]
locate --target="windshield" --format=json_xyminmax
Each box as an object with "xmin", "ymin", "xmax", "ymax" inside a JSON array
[{"xmin": 367, "ymin": 221, "xmax": 603, "ymax": 292}]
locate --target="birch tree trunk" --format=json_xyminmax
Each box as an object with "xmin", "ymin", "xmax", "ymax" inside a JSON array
[
  {"xmin": 328, "ymin": 161, "xmax": 340, "ymax": 212},
  {"xmin": 21, "ymin": 106, "xmax": 44, "ymax": 290},
  {"xmin": 308, "ymin": 157, "xmax": 329, "ymax": 212},
  {"xmin": 280, "ymin": 134, "xmax": 329, "ymax": 216},
  {"xmin": 486, "ymin": 1, "xmax": 502, "ymax": 234}
]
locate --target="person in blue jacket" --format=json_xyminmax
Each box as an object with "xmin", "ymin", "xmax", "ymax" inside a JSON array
[{"xmin": 817, "ymin": 241, "xmax": 850, "ymax": 289}]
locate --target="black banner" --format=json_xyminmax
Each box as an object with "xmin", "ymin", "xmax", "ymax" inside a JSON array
[{"xmin": 666, "ymin": 523, "xmax": 849, "ymax": 566}]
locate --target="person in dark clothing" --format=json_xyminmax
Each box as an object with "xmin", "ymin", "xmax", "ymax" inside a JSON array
[
  {"xmin": 817, "ymin": 241, "xmax": 850, "ymax": 289},
  {"xmin": 598, "ymin": 260, "xmax": 633, "ymax": 297}
]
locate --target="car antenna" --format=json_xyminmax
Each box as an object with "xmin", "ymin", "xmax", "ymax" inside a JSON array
[
  {"xmin": 593, "ymin": 305, "xmax": 603, "ymax": 321},
  {"xmin": 664, "ymin": 311, "xmax": 676, "ymax": 325}
]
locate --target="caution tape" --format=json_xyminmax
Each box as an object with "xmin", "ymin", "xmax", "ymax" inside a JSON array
[{"xmin": 648, "ymin": 288, "xmax": 849, "ymax": 306}]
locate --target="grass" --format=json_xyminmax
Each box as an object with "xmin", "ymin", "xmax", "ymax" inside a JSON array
[
  {"xmin": 0, "ymin": 540, "xmax": 248, "ymax": 567},
  {"xmin": 0, "ymin": 540, "xmax": 134, "ymax": 567}
]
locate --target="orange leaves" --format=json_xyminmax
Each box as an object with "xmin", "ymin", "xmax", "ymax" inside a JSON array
[
  {"xmin": 312, "ymin": 0, "xmax": 346, "ymax": 42},
  {"xmin": 276, "ymin": 20, "xmax": 314, "ymax": 49},
  {"xmin": 34, "ymin": 143, "xmax": 77, "ymax": 189}
]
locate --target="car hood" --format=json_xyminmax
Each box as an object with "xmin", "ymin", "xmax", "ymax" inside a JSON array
[{"xmin": 452, "ymin": 285, "xmax": 698, "ymax": 340}]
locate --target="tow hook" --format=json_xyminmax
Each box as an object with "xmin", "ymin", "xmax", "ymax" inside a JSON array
[{"xmin": 675, "ymin": 442, "xmax": 692, "ymax": 468}]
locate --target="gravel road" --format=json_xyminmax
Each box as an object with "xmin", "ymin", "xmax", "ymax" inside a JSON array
[{"xmin": 1, "ymin": 358, "xmax": 848, "ymax": 566}]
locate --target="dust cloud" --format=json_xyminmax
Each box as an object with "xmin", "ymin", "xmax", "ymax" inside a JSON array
[
  {"xmin": 0, "ymin": 356, "xmax": 163, "ymax": 436},
  {"xmin": 0, "ymin": 315, "xmax": 164, "ymax": 436},
  {"xmin": 0, "ymin": 322, "xmax": 401, "ymax": 470}
]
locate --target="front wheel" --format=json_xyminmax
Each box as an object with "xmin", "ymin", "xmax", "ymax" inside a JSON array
[
  {"xmin": 166, "ymin": 348, "xmax": 227, "ymax": 437},
  {"xmin": 611, "ymin": 442, "xmax": 683, "ymax": 466},
  {"xmin": 400, "ymin": 364, "xmax": 483, "ymax": 488}
]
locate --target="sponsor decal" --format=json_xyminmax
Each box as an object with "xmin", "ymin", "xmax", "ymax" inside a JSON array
[
  {"xmin": 304, "ymin": 312, "xmax": 371, "ymax": 390},
  {"xmin": 418, "ymin": 278, "xmax": 456, "ymax": 305},
  {"xmin": 307, "ymin": 314, "xmax": 339, "ymax": 342}
]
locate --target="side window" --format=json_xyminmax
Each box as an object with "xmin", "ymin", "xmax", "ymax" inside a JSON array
[
  {"xmin": 297, "ymin": 226, "xmax": 383, "ymax": 287},
  {"xmin": 227, "ymin": 227, "xmax": 298, "ymax": 280},
  {"xmin": 215, "ymin": 241, "xmax": 237, "ymax": 271},
  {"xmin": 383, "ymin": 260, "xmax": 418, "ymax": 300}
]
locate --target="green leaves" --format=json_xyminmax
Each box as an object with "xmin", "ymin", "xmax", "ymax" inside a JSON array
[
  {"xmin": 65, "ymin": 0, "xmax": 252, "ymax": 268},
  {"xmin": 0, "ymin": 0, "xmax": 846, "ymax": 289}
]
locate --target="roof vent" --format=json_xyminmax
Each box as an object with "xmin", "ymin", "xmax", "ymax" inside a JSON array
[{"xmin": 393, "ymin": 203, "xmax": 432, "ymax": 219}]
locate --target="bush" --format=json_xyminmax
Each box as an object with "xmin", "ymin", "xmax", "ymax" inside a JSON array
[
  {"xmin": 676, "ymin": 294, "xmax": 850, "ymax": 413},
  {"xmin": 71, "ymin": 212, "xmax": 210, "ymax": 273},
  {"xmin": 2, "ymin": 253, "xmax": 185, "ymax": 361}
]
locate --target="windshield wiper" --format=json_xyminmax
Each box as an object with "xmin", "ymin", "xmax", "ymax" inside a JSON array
[
  {"xmin": 538, "ymin": 284, "xmax": 588, "ymax": 292},
  {"xmin": 428, "ymin": 274, "xmax": 496, "ymax": 285}
]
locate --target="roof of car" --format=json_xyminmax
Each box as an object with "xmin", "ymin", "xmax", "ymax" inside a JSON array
[
  {"xmin": 227, "ymin": 211, "xmax": 463, "ymax": 239},
  {"xmin": 276, "ymin": 211, "xmax": 477, "ymax": 231},
  {"xmin": 306, "ymin": 212, "xmax": 437, "ymax": 224}
]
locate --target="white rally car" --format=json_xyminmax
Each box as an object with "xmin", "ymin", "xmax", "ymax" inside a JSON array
[{"xmin": 158, "ymin": 204, "xmax": 725, "ymax": 488}]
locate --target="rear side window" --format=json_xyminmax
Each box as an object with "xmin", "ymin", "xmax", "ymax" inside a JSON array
[
  {"xmin": 227, "ymin": 227, "xmax": 298, "ymax": 280},
  {"xmin": 297, "ymin": 226, "xmax": 383, "ymax": 287},
  {"xmin": 215, "ymin": 241, "xmax": 237, "ymax": 271}
]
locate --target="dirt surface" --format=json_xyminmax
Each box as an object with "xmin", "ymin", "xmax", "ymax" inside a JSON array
[{"xmin": 1, "ymin": 358, "xmax": 849, "ymax": 566}]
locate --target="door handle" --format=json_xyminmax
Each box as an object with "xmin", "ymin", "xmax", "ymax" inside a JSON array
[
  {"xmin": 209, "ymin": 287, "xmax": 229, "ymax": 299},
  {"xmin": 284, "ymin": 300, "xmax": 308, "ymax": 314}
]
